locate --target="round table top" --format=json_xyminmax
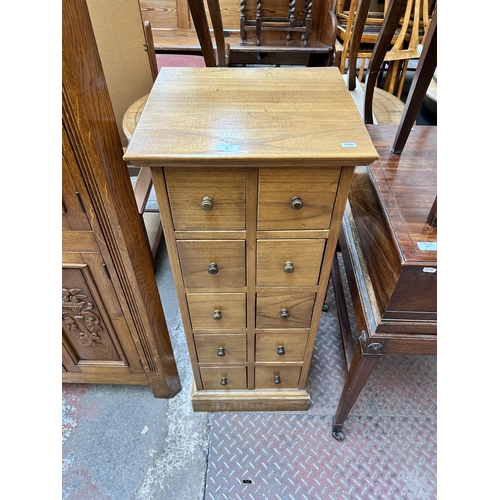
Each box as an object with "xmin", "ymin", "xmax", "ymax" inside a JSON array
[{"xmin": 122, "ymin": 94, "xmax": 149, "ymax": 141}]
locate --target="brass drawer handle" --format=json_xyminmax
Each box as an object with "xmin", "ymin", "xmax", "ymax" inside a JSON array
[
  {"xmin": 277, "ymin": 345, "xmax": 285, "ymax": 355},
  {"xmin": 200, "ymin": 196, "xmax": 213, "ymax": 211},
  {"xmin": 220, "ymin": 377, "xmax": 228, "ymax": 386},
  {"xmin": 274, "ymin": 375, "xmax": 281, "ymax": 384},
  {"xmin": 208, "ymin": 263, "xmax": 219, "ymax": 275},
  {"xmin": 291, "ymin": 196, "xmax": 303, "ymax": 210},
  {"xmin": 284, "ymin": 261, "xmax": 294, "ymax": 273},
  {"xmin": 213, "ymin": 310, "xmax": 222, "ymax": 320},
  {"xmin": 280, "ymin": 309, "xmax": 289, "ymax": 319},
  {"xmin": 217, "ymin": 347, "xmax": 225, "ymax": 357}
]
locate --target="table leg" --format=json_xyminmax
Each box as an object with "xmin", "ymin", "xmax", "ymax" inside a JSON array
[{"xmin": 332, "ymin": 341, "xmax": 380, "ymax": 441}]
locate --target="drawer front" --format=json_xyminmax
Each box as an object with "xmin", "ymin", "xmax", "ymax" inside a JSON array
[
  {"xmin": 187, "ymin": 293, "xmax": 247, "ymax": 329},
  {"xmin": 254, "ymin": 366, "xmax": 302, "ymax": 389},
  {"xmin": 255, "ymin": 333, "xmax": 308, "ymax": 362},
  {"xmin": 257, "ymin": 167, "xmax": 340, "ymax": 230},
  {"xmin": 165, "ymin": 167, "xmax": 245, "ymax": 230},
  {"xmin": 256, "ymin": 239, "xmax": 325, "ymax": 287},
  {"xmin": 194, "ymin": 334, "xmax": 247, "ymax": 363},
  {"xmin": 200, "ymin": 367, "xmax": 247, "ymax": 390},
  {"xmin": 256, "ymin": 292, "xmax": 316, "ymax": 328},
  {"xmin": 177, "ymin": 240, "xmax": 246, "ymax": 288}
]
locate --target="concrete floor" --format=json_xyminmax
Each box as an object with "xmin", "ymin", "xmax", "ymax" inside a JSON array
[{"xmin": 63, "ymin": 243, "xmax": 210, "ymax": 500}]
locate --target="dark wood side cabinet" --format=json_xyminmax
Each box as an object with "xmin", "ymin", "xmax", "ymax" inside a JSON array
[
  {"xmin": 62, "ymin": 0, "xmax": 181, "ymax": 398},
  {"xmin": 331, "ymin": 125, "xmax": 437, "ymax": 440}
]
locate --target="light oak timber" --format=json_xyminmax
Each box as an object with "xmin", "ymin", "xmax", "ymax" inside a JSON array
[
  {"xmin": 191, "ymin": 383, "xmax": 311, "ymax": 412},
  {"xmin": 123, "ymin": 68, "xmax": 378, "ymax": 167},
  {"xmin": 194, "ymin": 334, "xmax": 247, "ymax": 363},
  {"xmin": 62, "ymin": 373, "xmax": 149, "ymax": 385},
  {"xmin": 244, "ymin": 167, "xmax": 258, "ymax": 390},
  {"xmin": 125, "ymin": 66, "xmax": 378, "ymax": 410},
  {"xmin": 255, "ymin": 332, "xmax": 308, "ymax": 362},
  {"xmin": 256, "ymin": 239, "xmax": 325, "ymax": 287},
  {"xmin": 62, "ymin": 232, "xmax": 100, "ymax": 253},
  {"xmin": 150, "ymin": 166, "xmax": 206, "ymax": 390}
]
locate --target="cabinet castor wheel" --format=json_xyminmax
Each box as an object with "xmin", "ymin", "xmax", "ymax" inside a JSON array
[
  {"xmin": 332, "ymin": 429, "xmax": 345, "ymax": 442},
  {"xmin": 322, "ymin": 304, "xmax": 329, "ymax": 312}
]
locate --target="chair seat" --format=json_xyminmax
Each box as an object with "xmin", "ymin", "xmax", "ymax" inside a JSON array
[
  {"xmin": 343, "ymin": 75, "xmax": 405, "ymax": 125},
  {"xmin": 155, "ymin": 53, "xmax": 206, "ymax": 68}
]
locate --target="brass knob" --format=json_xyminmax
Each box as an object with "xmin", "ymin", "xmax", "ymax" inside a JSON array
[
  {"xmin": 220, "ymin": 377, "xmax": 228, "ymax": 386},
  {"xmin": 291, "ymin": 196, "xmax": 303, "ymax": 210},
  {"xmin": 213, "ymin": 310, "xmax": 222, "ymax": 320},
  {"xmin": 277, "ymin": 346, "xmax": 285, "ymax": 355},
  {"xmin": 208, "ymin": 263, "xmax": 218, "ymax": 275},
  {"xmin": 217, "ymin": 347, "xmax": 225, "ymax": 357},
  {"xmin": 284, "ymin": 261, "xmax": 294, "ymax": 273},
  {"xmin": 280, "ymin": 309, "xmax": 289, "ymax": 319},
  {"xmin": 274, "ymin": 375, "xmax": 281, "ymax": 384},
  {"xmin": 200, "ymin": 196, "xmax": 213, "ymax": 211}
]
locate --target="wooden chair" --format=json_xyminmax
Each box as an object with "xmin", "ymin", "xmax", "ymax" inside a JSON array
[
  {"xmin": 338, "ymin": 0, "xmax": 433, "ymax": 98},
  {"xmin": 329, "ymin": 1, "xmax": 437, "ymax": 441},
  {"xmin": 345, "ymin": 0, "xmax": 435, "ymax": 125},
  {"xmin": 333, "ymin": 0, "xmax": 388, "ymax": 75}
]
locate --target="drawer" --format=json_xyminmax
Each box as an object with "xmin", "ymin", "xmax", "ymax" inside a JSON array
[
  {"xmin": 256, "ymin": 292, "xmax": 316, "ymax": 328},
  {"xmin": 257, "ymin": 167, "xmax": 340, "ymax": 230},
  {"xmin": 254, "ymin": 366, "xmax": 302, "ymax": 389},
  {"xmin": 200, "ymin": 367, "xmax": 247, "ymax": 390},
  {"xmin": 177, "ymin": 240, "xmax": 246, "ymax": 288},
  {"xmin": 256, "ymin": 239, "xmax": 325, "ymax": 287},
  {"xmin": 194, "ymin": 334, "xmax": 247, "ymax": 363},
  {"xmin": 187, "ymin": 293, "xmax": 247, "ymax": 329},
  {"xmin": 255, "ymin": 333, "xmax": 308, "ymax": 362},
  {"xmin": 165, "ymin": 167, "xmax": 245, "ymax": 230}
]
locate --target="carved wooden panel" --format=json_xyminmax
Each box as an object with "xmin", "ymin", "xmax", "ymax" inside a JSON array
[{"xmin": 62, "ymin": 266, "xmax": 123, "ymax": 364}]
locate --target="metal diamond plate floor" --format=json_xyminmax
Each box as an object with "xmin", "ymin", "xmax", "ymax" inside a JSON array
[{"xmin": 204, "ymin": 272, "xmax": 437, "ymax": 500}]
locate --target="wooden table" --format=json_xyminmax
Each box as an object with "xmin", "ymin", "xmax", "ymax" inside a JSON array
[
  {"xmin": 124, "ymin": 66, "xmax": 378, "ymax": 411},
  {"xmin": 331, "ymin": 125, "xmax": 437, "ymax": 440}
]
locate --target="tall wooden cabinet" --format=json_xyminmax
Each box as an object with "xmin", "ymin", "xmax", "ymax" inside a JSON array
[
  {"xmin": 62, "ymin": 0, "xmax": 181, "ymax": 398},
  {"xmin": 124, "ymin": 67, "xmax": 378, "ymax": 410}
]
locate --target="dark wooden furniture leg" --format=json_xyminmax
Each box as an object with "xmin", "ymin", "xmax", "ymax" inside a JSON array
[
  {"xmin": 330, "ymin": 250, "xmax": 381, "ymax": 441},
  {"xmin": 240, "ymin": 0, "xmax": 247, "ymax": 43},
  {"xmin": 392, "ymin": 3, "xmax": 437, "ymax": 153},
  {"xmin": 332, "ymin": 342, "xmax": 380, "ymax": 441}
]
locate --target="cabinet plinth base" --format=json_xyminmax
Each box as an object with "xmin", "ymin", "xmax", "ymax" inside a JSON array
[{"xmin": 191, "ymin": 382, "xmax": 310, "ymax": 412}]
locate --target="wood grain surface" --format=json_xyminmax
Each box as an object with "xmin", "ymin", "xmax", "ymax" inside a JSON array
[{"xmin": 124, "ymin": 67, "xmax": 379, "ymax": 167}]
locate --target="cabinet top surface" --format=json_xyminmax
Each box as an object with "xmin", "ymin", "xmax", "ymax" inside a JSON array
[
  {"xmin": 123, "ymin": 67, "xmax": 379, "ymax": 167},
  {"xmin": 367, "ymin": 125, "xmax": 437, "ymax": 264}
]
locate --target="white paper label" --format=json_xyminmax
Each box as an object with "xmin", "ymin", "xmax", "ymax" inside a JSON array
[
  {"xmin": 417, "ymin": 241, "xmax": 437, "ymax": 251},
  {"xmin": 216, "ymin": 144, "xmax": 239, "ymax": 152}
]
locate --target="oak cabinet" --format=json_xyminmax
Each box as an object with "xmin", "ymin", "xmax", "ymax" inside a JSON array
[{"xmin": 124, "ymin": 66, "xmax": 378, "ymax": 410}]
